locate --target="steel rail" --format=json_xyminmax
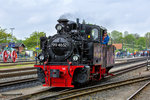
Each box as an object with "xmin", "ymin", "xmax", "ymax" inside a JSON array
[
  {"xmin": 114, "ymin": 57, "xmax": 150, "ymax": 66},
  {"xmin": 115, "ymin": 57, "xmax": 149, "ymax": 62},
  {"xmin": 0, "ymin": 56, "xmax": 148, "ymax": 72},
  {"xmin": 40, "ymin": 75, "xmax": 150, "ymax": 100},
  {"xmin": 0, "ymin": 70, "xmax": 37, "ymax": 79},
  {"xmin": 0, "ymin": 77, "xmax": 37, "ymax": 87},
  {"xmin": 111, "ymin": 62, "xmax": 147, "ymax": 75},
  {"xmin": 0, "ymin": 67, "xmax": 36, "ymax": 73},
  {"xmin": 10, "ymin": 62, "xmax": 148, "ymax": 100},
  {"xmin": 0, "ymin": 58, "xmax": 148, "ymax": 73},
  {"xmin": 126, "ymin": 80, "xmax": 150, "ymax": 100},
  {"xmin": 0, "ymin": 57, "xmax": 149, "ymax": 67}
]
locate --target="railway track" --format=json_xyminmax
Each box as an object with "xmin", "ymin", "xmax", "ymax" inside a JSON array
[
  {"xmin": 0, "ymin": 71, "xmax": 37, "ymax": 79},
  {"xmin": 0, "ymin": 67, "xmax": 37, "ymax": 91},
  {"xmin": 9, "ymin": 61, "xmax": 149, "ymax": 100},
  {"xmin": 38, "ymin": 75, "xmax": 150, "ymax": 100},
  {"xmin": 0, "ymin": 57, "xmax": 149, "ymax": 67},
  {"xmin": 0, "ymin": 57, "xmax": 148, "ymax": 73},
  {"xmin": 0, "ymin": 67, "xmax": 37, "ymax": 79},
  {"xmin": 111, "ymin": 62, "xmax": 148, "ymax": 76},
  {"xmin": 0, "ymin": 70, "xmax": 37, "ymax": 79},
  {"xmin": 114, "ymin": 57, "xmax": 150, "ymax": 66},
  {"xmin": 0, "ymin": 60, "xmax": 148, "ymax": 89},
  {"xmin": 127, "ymin": 80, "xmax": 150, "ymax": 100},
  {"xmin": 0, "ymin": 57, "xmax": 147, "ymax": 79},
  {"xmin": 0, "ymin": 67, "xmax": 35, "ymax": 73},
  {"xmin": 115, "ymin": 57, "xmax": 148, "ymax": 62},
  {"xmin": 0, "ymin": 78, "xmax": 37, "ymax": 88}
]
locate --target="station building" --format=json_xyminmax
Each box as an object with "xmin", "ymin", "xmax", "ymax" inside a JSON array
[{"xmin": 0, "ymin": 43, "xmax": 25, "ymax": 53}]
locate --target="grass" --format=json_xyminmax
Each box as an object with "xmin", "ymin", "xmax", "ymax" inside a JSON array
[
  {"xmin": 0, "ymin": 62, "xmax": 34, "ymax": 65},
  {"xmin": 0, "ymin": 64, "xmax": 34, "ymax": 69}
]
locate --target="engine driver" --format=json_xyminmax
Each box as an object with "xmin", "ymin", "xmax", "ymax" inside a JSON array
[{"xmin": 102, "ymin": 32, "xmax": 109, "ymax": 45}]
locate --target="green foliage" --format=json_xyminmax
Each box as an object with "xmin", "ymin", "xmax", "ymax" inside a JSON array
[
  {"xmin": 124, "ymin": 34, "xmax": 136, "ymax": 44},
  {"xmin": 132, "ymin": 33, "xmax": 140, "ymax": 39},
  {"xmin": 0, "ymin": 27, "xmax": 17, "ymax": 43},
  {"xmin": 107, "ymin": 32, "xmax": 111, "ymax": 36},
  {"xmin": 137, "ymin": 37, "xmax": 146, "ymax": 46},
  {"xmin": 23, "ymin": 31, "xmax": 46, "ymax": 50},
  {"xmin": 124, "ymin": 31, "xmax": 129, "ymax": 37},
  {"xmin": 145, "ymin": 32, "xmax": 150, "ymax": 49},
  {"xmin": 111, "ymin": 30, "xmax": 123, "ymax": 43},
  {"xmin": 145, "ymin": 32, "xmax": 150, "ymax": 38},
  {"xmin": 112, "ymin": 31, "xmax": 147, "ymax": 52},
  {"xmin": 16, "ymin": 40, "xmax": 23, "ymax": 43}
]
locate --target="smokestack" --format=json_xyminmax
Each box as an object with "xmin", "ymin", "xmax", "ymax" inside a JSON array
[
  {"xmin": 76, "ymin": 18, "xmax": 80, "ymax": 29},
  {"xmin": 76, "ymin": 18, "xmax": 79, "ymax": 24}
]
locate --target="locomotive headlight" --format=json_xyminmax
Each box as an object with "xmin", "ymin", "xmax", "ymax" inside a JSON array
[
  {"xmin": 38, "ymin": 54, "xmax": 44, "ymax": 62},
  {"xmin": 56, "ymin": 24, "xmax": 62, "ymax": 31},
  {"xmin": 39, "ymin": 55, "xmax": 44, "ymax": 61},
  {"xmin": 72, "ymin": 54, "xmax": 79, "ymax": 61}
]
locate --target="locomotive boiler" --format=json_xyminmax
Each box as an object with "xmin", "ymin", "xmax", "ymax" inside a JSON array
[{"xmin": 34, "ymin": 18, "xmax": 115, "ymax": 87}]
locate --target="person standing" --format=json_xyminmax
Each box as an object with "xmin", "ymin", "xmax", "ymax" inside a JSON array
[{"xmin": 102, "ymin": 32, "xmax": 109, "ymax": 45}]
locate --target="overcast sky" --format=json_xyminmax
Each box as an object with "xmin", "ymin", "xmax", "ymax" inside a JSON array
[{"xmin": 0, "ymin": 0, "xmax": 150, "ymax": 39}]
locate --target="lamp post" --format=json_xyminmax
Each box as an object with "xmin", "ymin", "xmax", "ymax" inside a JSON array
[
  {"xmin": 146, "ymin": 38, "xmax": 147, "ymax": 51},
  {"xmin": 110, "ymin": 37, "xmax": 112, "ymax": 45},
  {"xmin": 37, "ymin": 33, "xmax": 38, "ymax": 55},
  {"xmin": 10, "ymin": 28, "xmax": 15, "ymax": 42},
  {"xmin": 146, "ymin": 33, "xmax": 150, "ymax": 70},
  {"xmin": 149, "ymin": 33, "xmax": 150, "ymax": 51},
  {"xmin": 133, "ymin": 41, "xmax": 135, "ymax": 57},
  {"xmin": 122, "ymin": 39, "xmax": 123, "ymax": 58}
]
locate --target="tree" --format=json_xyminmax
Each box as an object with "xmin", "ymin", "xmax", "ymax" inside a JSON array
[
  {"xmin": 145, "ymin": 32, "xmax": 150, "ymax": 49},
  {"xmin": 136, "ymin": 37, "xmax": 146, "ymax": 50},
  {"xmin": 111, "ymin": 30, "xmax": 123, "ymax": 43},
  {"xmin": 132, "ymin": 33, "xmax": 140, "ymax": 39},
  {"xmin": 0, "ymin": 27, "xmax": 16, "ymax": 43},
  {"xmin": 124, "ymin": 31, "xmax": 129, "ymax": 37},
  {"xmin": 23, "ymin": 31, "xmax": 46, "ymax": 50},
  {"xmin": 107, "ymin": 32, "xmax": 111, "ymax": 36},
  {"xmin": 124, "ymin": 34, "xmax": 136, "ymax": 44},
  {"xmin": 16, "ymin": 40, "xmax": 23, "ymax": 43},
  {"xmin": 136, "ymin": 37, "xmax": 146, "ymax": 46}
]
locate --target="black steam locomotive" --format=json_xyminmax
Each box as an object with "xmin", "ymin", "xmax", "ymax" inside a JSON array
[{"xmin": 35, "ymin": 18, "xmax": 115, "ymax": 87}]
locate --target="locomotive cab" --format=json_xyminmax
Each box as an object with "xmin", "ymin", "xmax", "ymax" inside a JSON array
[{"xmin": 83, "ymin": 24, "xmax": 108, "ymax": 44}]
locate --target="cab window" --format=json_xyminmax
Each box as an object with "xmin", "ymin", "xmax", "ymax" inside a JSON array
[{"xmin": 91, "ymin": 28, "xmax": 99, "ymax": 40}]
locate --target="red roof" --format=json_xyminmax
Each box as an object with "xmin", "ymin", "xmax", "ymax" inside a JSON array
[{"xmin": 112, "ymin": 43, "xmax": 122, "ymax": 49}]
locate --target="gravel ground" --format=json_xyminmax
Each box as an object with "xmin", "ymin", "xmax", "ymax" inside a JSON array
[
  {"xmin": 76, "ymin": 66, "xmax": 150, "ymax": 100},
  {"xmin": 0, "ymin": 85, "xmax": 50, "ymax": 100},
  {"xmin": 110, "ymin": 61, "xmax": 146, "ymax": 72},
  {"xmin": 0, "ymin": 73, "xmax": 38, "ymax": 93},
  {"xmin": 108, "ymin": 66, "xmax": 149, "ymax": 83},
  {"xmin": 78, "ymin": 81, "xmax": 149, "ymax": 100},
  {"xmin": 0, "ymin": 74, "xmax": 37, "ymax": 83},
  {"xmin": 0, "ymin": 61, "xmax": 149, "ymax": 100},
  {"xmin": 11, "ymin": 66, "xmax": 150, "ymax": 100},
  {"xmin": 0, "ymin": 79, "xmax": 41, "ymax": 93},
  {"xmin": 0, "ymin": 69, "xmax": 36, "ymax": 75},
  {"xmin": 131, "ymin": 81, "xmax": 150, "ymax": 100}
]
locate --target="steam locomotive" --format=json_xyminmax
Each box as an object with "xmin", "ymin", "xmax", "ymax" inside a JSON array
[{"xmin": 34, "ymin": 18, "xmax": 115, "ymax": 87}]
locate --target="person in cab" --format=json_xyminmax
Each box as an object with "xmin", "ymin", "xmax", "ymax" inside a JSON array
[{"xmin": 102, "ymin": 32, "xmax": 109, "ymax": 45}]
